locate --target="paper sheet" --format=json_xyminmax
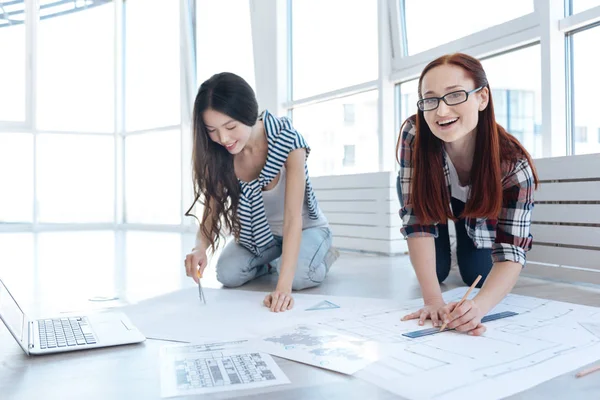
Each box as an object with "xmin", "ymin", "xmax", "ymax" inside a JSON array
[
  {"xmin": 122, "ymin": 288, "xmax": 395, "ymax": 343},
  {"xmin": 254, "ymin": 324, "xmax": 383, "ymax": 375},
  {"xmin": 123, "ymin": 287, "xmax": 600, "ymax": 399},
  {"xmin": 331, "ymin": 288, "xmax": 600, "ymax": 400},
  {"xmin": 159, "ymin": 339, "xmax": 289, "ymax": 398}
]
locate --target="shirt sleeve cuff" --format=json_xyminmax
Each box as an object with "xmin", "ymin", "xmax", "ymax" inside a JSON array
[
  {"xmin": 492, "ymin": 243, "xmax": 527, "ymax": 267},
  {"xmin": 400, "ymin": 224, "xmax": 438, "ymax": 239}
]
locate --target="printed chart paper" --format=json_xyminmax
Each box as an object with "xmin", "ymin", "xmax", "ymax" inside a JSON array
[
  {"xmin": 159, "ymin": 339, "xmax": 289, "ymax": 398},
  {"xmin": 255, "ymin": 324, "xmax": 383, "ymax": 375}
]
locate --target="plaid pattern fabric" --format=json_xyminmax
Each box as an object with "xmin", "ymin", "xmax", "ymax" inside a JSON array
[{"xmin": 398, "ymin": 117, "xmax": 535, "ymax": 266}]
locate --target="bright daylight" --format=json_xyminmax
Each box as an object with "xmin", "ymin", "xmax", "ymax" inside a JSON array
[{"xmin": 0, "ymin": 0, "xmax": 599, "ymax": 399}]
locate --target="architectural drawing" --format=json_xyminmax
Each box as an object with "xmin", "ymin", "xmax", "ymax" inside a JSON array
[
  {"xmin": 159, "ymin": 340, "xmax": 289, "ymax": 397},
  {"xmin": 257, "ymin": 324, "xmax": 383, "ymax": 374},
  {"xmin": 311, "ymin": 288, "xmax": 600, "ymax": 400}
]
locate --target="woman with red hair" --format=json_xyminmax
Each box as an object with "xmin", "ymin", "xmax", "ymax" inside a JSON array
[{"xmin": 396, "ymin": 53, "xmax": 538, "ymax": 336}]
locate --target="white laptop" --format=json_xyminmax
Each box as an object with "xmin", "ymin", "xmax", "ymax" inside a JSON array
[{"xmin": 0, "ymin": 277, "xmax": 145, "ymax": 355}]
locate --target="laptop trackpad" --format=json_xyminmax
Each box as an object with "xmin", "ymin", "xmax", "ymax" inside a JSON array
[{"xmin": 88, "ymin": 314, "xmax": 130, "ymax": 341}]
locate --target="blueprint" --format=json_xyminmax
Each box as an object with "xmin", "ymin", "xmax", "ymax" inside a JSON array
[
  {"xmin": 310, "ymin": 287, "xmax": 600, "ymax": 400},
  {"xmin": 255, "ymin": 324, "xmax": 383, "ymax": 374},
  {"xmin": 125, "ymin": 286, "xmax": 600, "ymax": 399},
  {"xmin": 159, "ymin": 339, "xmax": 289, "ymax": 397}
]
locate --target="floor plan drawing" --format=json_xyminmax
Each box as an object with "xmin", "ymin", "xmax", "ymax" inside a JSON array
[
  {"xmin": 310, "ymin": 288, "xmax": 600, "ymax": 399},
  {"xmin": 159, "ymin": 340, "xmax": 289, "ymax": 397}
]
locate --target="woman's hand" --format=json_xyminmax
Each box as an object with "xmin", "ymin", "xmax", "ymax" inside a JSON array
[
  {"xmin": 184, "ymin": 248, "xmax": 208, "ymax": 283},
  {"xmin": 443, "ymin": 299, "xmax": 486, "ymax": 335},
  {"xmin": 401, "ymin": 300, "xmax": 449, "ymax": 327},
  {"xmin": 263, "ymin": 288, "xmax": 294, "ymax": 313}
]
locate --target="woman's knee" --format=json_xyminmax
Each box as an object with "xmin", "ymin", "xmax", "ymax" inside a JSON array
[
  {"xmin": 291, "ymin": 260, "xmax": 326, "ymax": 291},
  {"xmin": 216, "ymin": 258, "xmax": 249, "ymax": 287},
  {"xmin": 215, "ymin": 241, "xmax": 259, "ymax": 287}
]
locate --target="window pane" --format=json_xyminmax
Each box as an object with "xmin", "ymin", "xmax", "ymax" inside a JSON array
[
  {"xmin": 572, "ymin": 26, "xmax": 600, "ymax": 155},
  {"xmin": 38, "ymin": 231, "xmax": 115, "ymax": 307},
  {"xmin": 292, "ymin": 0, "xmax": 377, "ymax": 99},
  {"xmin": 38, "ymin": 3, "xmax": 114, "ymax": 132},
  {"xmin": 482, "ymin": 45, "xmax": 542, "ymax": 159},
  {"xmin": 404, "ymin": 0, "xmax": 534, "ymax": 55},
  {"xmin": 196, "ymin": 0, "xmax": 255, "ymax": 90},
  {"xmin": 37, "ymin": 134, "xmax": 115, "ymax": 223},
  {"xmin": 0, "ymin": 3, "xmax": 25, "ymax": 121},
  {"xmin": 292, "ymin": 91, "xmax": 378, "ymax": 176},
  {"xmin": 0, "ymin": 133, "xmax": 33, "ymax": 222},
  {"xmin": 571, "ymin": 0, "xmax": 600, "ymax": 14},
  {"xmin": 398, "ymin": 79, "xmax": 419, "ymax": 125},
  {"xmin": 125, "ymin": 130, "xmax": 181, "ymax": 224},
  {"xmin": 126, "ymin": 0, "xmax": 180, "ymax": 131},
  {"xmin": 125, "ymin": 231, "xmax": 182, "ymax": 302}
]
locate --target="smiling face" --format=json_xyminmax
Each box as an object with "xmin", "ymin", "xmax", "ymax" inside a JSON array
[
  {"xmin": 420, "ymin": 64, "xmax": 489, "ymax": 144},
  {"xmin": 202, "ymin": 108, "xmax": 253, "ymax": 154}
]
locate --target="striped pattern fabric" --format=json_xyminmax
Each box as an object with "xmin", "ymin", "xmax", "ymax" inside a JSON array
[
  {"xmin": 397, "ymin": 116, "xmax": 535, "ymax": 266},
  {"xmin": 237, "ymin": 110, "xmax": 319, "ymax": 256}
]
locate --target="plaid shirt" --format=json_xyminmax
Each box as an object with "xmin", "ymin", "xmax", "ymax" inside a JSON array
[{"xmin": 398, "ymin": 117, "xmax": 535, "ymax": 266}]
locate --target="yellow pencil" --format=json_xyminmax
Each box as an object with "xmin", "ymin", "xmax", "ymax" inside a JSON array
[{"xmin": 439, "ymin": 275, "xmax": 482, "ymax": 332}]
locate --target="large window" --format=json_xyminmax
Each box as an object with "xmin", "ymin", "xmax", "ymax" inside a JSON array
[
  {"xmin": 196, "ymin": 0, "xmax": 255, "ymax": 90},
  {"xmin": 37, "ymin": 3, "xmax": 114, "ymax": 132},
  {"xmin": 0, "ymin": 3, "xmax": 26, "ymax": 122},
  {"xmin": 292, "ymin": 91, "xmax": 378, "ymax": 176},
  {"xmin": 571, "ymin": 26, "xmax": 600, "ymax": 155},
  {"xmin": 37, "ymin": 134, "xmax": 115, "ymax": 223},
  {"xmin": 125, "ymin": 130, "xmax": 181, "ymax": 224},
  {"xmin": 402, "ymin": 0, "xmax": 534, "ymax": 55},
  {"xmin": 125, "ymin": 0, "xmax": 180, "ymax": 132},
  {"xmin": 291, "ymin": 0, "xmax": 378, "ymax": 99},
  {"xmin": 0, "ymin": 133, "xmax": 33, "ymax": 222}
]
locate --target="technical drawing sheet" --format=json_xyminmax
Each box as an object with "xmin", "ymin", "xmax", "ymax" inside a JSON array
[
  {"xmin": 255, "ymin": 324, "xmax": 384, "ymax": 374},
  {"xmin": 159, "ymin": 339, "xmax": 289, "ymax": 398},
  {"xmin": 310, "ymin": 287, "xmax": 600, "ymax": 400}
]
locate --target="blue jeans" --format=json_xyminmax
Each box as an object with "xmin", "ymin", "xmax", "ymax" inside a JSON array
[
  {"xmin": 216, "ymin": 227, "xmax": 332, "ymax": 291},
  {"xmin": 396, "ymin": 175, "xmax": 492, "ymax": 288}
]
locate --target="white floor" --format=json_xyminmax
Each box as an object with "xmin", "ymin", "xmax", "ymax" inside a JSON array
[{"xmin": 2, "ymin": 230, "xmax": 600, "ymax": 320}]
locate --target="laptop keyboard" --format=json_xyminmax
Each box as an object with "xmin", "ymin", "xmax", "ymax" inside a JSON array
[{"xmin": 37, "ymin": 317, "xmax": 97, "ymax": 349}]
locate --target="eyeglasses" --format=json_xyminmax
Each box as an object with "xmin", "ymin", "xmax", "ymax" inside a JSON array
[{"xmin": 417, "ymin": 86, "xmax": 483, "ymax": 112}]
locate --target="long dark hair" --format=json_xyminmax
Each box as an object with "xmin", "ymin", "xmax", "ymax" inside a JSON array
[
  {"xmin": 395, "ymin": 53, "xmax": 539, "ymax": 225},
  {"xmin": 184, "ymin": 72, "xmax": 259, "ymax": 252}
]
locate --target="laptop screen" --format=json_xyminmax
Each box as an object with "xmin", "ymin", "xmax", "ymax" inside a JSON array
[{"xmin": 0, "ymin": 279, "xmax": 26, "ymax": 344}]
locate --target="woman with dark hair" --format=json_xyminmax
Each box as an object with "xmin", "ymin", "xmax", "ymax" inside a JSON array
[
  {"xmin": 183, "ymin": 72, "xmax": 338, "ymax": 313},
  {"xmin": 396, "ymin": 53, "xmax": 539, "ymax": 335}
]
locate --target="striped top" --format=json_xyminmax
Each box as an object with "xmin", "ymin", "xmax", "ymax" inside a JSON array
[{"xmin": 237, "ymin": 110, "xmax": 320, "ymax": 255}]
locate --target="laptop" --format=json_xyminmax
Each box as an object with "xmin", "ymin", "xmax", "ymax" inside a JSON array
[{"xmin": 0, "ymin": 277, "xmax": 145, "ymax": 355}]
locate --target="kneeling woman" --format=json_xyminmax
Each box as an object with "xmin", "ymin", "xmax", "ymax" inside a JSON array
[
  {"xmin": 397, "ymin": 53, "xmax": 538, "ymax": 335},
  {"xmin": 184, "ymin": 73, "xmax": 338, "ymax": 313}
]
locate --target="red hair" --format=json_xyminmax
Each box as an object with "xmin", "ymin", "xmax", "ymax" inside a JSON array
[{"xmin": 397, "ymin": 53, "xmax": 539, "ymax": 225}]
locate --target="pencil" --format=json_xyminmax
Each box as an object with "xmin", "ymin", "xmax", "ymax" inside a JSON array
[
  {"xmin": 576, "ymin": 364, "xmax": 600, "ymax": 378},
  {"xmin": 439, "ymin": 274, "xmax": 482, "ymax": 332}
]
